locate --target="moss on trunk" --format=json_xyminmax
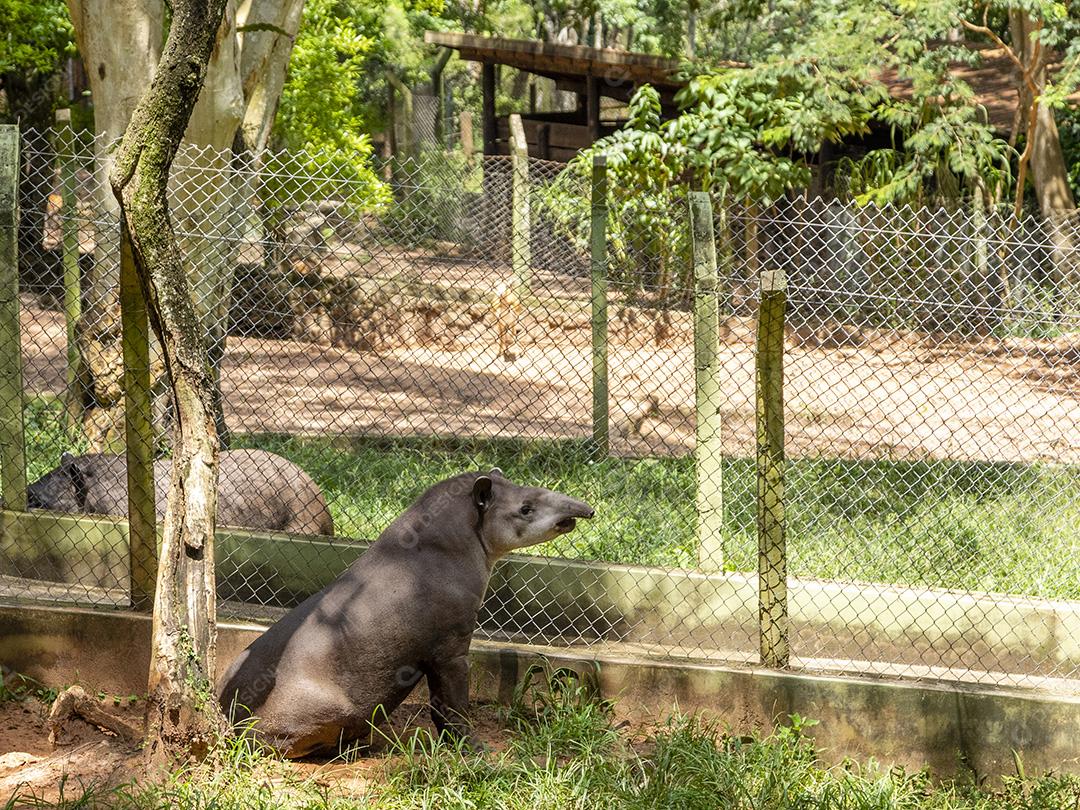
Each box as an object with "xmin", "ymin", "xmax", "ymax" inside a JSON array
[{"xmin": 108, "ymin": 0, "xmax": 230, "ymax": 767}]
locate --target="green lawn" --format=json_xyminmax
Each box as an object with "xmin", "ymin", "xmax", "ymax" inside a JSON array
[
  {"xmin": 6, "ymin": 673, "xmax": 1077, "ymax": 809},
  {"xmin": 20, "ymin": 397, "xmax": 1080, "ymax": 600},
  {"xmin": 233, "ymin": 432, "xmax": 1080, "ymax": 601}
]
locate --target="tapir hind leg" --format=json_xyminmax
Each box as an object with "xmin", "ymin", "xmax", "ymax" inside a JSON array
[{"xmin": 424, "ymin": 654, "xmax": 474, "ymax": 744}]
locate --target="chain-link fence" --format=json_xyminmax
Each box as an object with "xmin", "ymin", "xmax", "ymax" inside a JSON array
[{"xmin": 2, "ymin": 124, "xmax": 1079, "ymax": 695}]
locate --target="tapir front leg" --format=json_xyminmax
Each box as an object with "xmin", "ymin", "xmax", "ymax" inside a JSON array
[{"xmin": 424, "ymin": 653, "xmax": 475, "ymax": 745}]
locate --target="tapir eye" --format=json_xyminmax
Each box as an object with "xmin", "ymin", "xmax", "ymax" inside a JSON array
[{"xmin": 520, "ymin": 503, "xmax": 534, "ymax": 516}]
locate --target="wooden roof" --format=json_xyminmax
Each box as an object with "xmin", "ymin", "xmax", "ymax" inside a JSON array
[
  {"xmin": 424, "ymin": 31, "xmax": 685, "ymax": 90},
  {"xmin": 428, "ymin": 32, "xmax": 1078, "ymax": 135}
]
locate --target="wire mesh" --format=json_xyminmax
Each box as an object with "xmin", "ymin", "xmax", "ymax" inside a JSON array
[{"xmin": 2, "ymin": 126, "xmax": 1079, "ymax": 694}]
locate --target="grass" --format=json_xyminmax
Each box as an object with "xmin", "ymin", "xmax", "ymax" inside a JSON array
[
  {"xmin": 18, "ymin": 396, "xmax": 1080, "ymax": 600},
  {"xmin": 232, "ymin": 431, "xmax": 1080, "ymax": 600},
  {"xmin": 4, "ymin": 672, "xmax": 1079, "ymax": 809}
]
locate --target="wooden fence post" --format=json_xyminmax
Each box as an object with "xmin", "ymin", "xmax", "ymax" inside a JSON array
[
  {"xmin": 688, "ymin": 191, "xmax": 723, "ymax": 570},
  {"xmin": 757, "ymin": 267, "xmax": 788, "ymax": 668},
  {"xmin": 508, "ymin": 113, "xmax": 531, "ymax": 293},
  {"xmin": 590, "ymin": 154, "xmax": 609, "ymax": 455},
  {"xmin": 55, "ymin": 109, "xmax": 85, "ymax": 435},
  {"xmin": 120, "ymin": 222, "xmax": 156, "ymax": 609},
  {"xmin": 0, "ymin": 125, "xmax": 26, "ymax": 511},
  {"xmin": 431, "ymin": 47, "xmax": 452, "ymax": 148},
  {"xmin": 386, "ymin": 73, "xmax": 414, "ymax": 158},
  {"xmin": 496, "ymin": 114, "xmax": 531, "ymax": 362},
  {"xmin": 459, "ymin": 111, "xmax": 474, "ymax": 166}
]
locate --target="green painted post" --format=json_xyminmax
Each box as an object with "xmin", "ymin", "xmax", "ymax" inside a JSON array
[
  {"xmin": 689, "ymin": 191, "xmax": 723, "ymax": 570},
  {"xmin": 119, "ymin": 222, "xmax": 156, "ymax": 610},
  {"xmin": 756, "ymin": 268, "xmax": 788, "ymax": 669},
  {"xmin": 0, "ymin": 125, "xmax": 26, "ymax": 511},
  {"xmin": 55, "ymin": 109, "xmax": 85, "ymax": 435},
  {"xmin": 590, "ymin": 154, "xmax": 609, "ymax": 456}
]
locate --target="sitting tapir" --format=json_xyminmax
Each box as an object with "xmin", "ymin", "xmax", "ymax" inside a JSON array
[
  {"xmin": 25, "ymin": 449, "xmax": 334, "ymax": 537},
  {"xmin": 217, "ymin": 469, "xmax": 594, "ymax": 757}
]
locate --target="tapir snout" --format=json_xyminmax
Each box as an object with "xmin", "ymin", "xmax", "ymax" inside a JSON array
[{"xmin": 552, "ymin": 495, "xmax": 594, "ymax": 533}]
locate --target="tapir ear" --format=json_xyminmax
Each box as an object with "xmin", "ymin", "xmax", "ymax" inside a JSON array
[
  {"xmin": 490, "ymin": 467, "xmax": 505, "ymax": 478},
  {"xmin": 472, "ymin": 475, "xmax": 493, "ymax": 512}
]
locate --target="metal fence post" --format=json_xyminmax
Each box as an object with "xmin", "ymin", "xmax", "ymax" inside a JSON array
[
  {"xmin": 590, "ymin": 154, "xmax": 609, "ymax": 456},
  {"xmin": 120, "ymin": 221, "xmax": 157, "ymax": 610},
  {"xmin": 757, "ymin": 267, "xmax": 788, "ymax": 668},
  {"xmin": 55, "ymin": 110, "xmax": 85, "ymax": 436},
  {"xmin": 0, "ymin": 125, "xmax": 26, "ymax": 511},
  {"xmin": 688, "ymin": 191, "xmax": 723, "ymax": 570}
]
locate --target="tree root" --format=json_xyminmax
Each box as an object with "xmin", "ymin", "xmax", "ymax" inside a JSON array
[{"xmin": 47, "ymin": 685, "xmax": 144, "ymax": 746}]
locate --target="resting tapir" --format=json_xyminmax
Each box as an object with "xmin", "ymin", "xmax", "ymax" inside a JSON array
[
  {"xmin": 26, "ymin": 449, "xmax": 334, "ymax": 536},
  {"xmin": 217, "ymin": 469, "xmax": 594, "ymax": 757}
]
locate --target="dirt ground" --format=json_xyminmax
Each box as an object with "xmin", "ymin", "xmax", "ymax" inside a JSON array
[
  {"xmin": 19, "ymin": 294, "xmax": 1080, "ymax": 464},
  {"xmin": 0, "ymin": 693, "xmax": 511, "ymax": 805},
  {"xmin": 0, "ymin": 695, "xmax": 142, "ymax": 804}
]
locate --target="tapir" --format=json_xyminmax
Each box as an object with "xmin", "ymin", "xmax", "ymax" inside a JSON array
[
  {"xmin": 25, "ymin": 449, "xmax": 334, "ymax": 537},
  {"xmin": 217, "ymin": 469, "xmax": 594, "ymax": 757}
]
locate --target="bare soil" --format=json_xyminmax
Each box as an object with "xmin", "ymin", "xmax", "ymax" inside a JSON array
[
  {"xmin": 20, "ymin": 293, "xmax": 1080, "ymax": 464},
  {"xmin": 0, "ymin": 696, "xmax": 141, "ymax": 804},
  {"xmin": 0, "ymin": 693, "xmax": 509, "ymax": 805}
]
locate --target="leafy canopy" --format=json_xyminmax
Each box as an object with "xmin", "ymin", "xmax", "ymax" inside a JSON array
[
  {"xmin": 0, "ymin": 0, "xmax": 74, "ymax": 76},
  {"xmin": 275, "ymin": 0, "xmax": 390, "ymax": 212}
]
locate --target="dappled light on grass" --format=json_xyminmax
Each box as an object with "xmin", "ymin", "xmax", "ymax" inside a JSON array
[{"xmin": 234, "ymin": 431, "xmax": 1080, "ymax": 600}]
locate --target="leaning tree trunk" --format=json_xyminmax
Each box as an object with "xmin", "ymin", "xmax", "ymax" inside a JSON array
[{"xmin": 109, "ymin": 0, "xmax": 229, "ymax": 765}]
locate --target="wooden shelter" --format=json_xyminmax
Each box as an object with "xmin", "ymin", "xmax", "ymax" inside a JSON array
[
  {"xmin": 424, "ymin": 31, "xmax": 686, "ymax": 162},
  {"xmin": 425, "ymin": 32, "xmax": 1079, "ymax": 169}
]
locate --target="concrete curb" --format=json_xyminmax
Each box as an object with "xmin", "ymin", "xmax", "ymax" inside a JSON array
[{"xmin": 1, "ymin": 602, "xmax": 1077, "ymax": 780}]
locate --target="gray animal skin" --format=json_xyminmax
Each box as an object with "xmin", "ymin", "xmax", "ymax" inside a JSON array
[
  {"xmin": 26, "ymin": 449, "xmax": 334, "ymax": 536},
  {"xmin": 217, "ymin": 469, "xmax": 594, "ymax": 757}
]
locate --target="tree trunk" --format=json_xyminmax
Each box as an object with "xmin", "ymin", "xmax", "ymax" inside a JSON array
[
  {"xmin": 109, "ymin": 0, "xmax": 229, "ymax": 765},
  {"xmin": 66, "ymin": 0, "xmax": 165, "ymax": 449},
  {"xmin": 66, "ymin": 0, "xmax": 284, "ymax": 449},
  {"xmin": 1009, "ymin": 9, "xmax": 1078, "ymax": 319},
  {"xmin": 236, "ymin": 0, "xmax": 305, "ymax": 156}
]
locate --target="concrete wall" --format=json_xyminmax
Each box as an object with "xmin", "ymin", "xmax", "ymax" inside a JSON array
[
  {"xmin": 1, "ymin": 603, "xmax": 1077, "ymax": 781},
  {"xmin": 5, "ymin": 511, "xmax": 1078, "ymax": 685}
]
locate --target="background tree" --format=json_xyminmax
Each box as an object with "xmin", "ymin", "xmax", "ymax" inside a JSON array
[
  {"xmin": 65, "ymin": 0, "xmax": 303, "ymax": 450},
  {"xmin": 108, "ymin": 0, "xmax": 231, "ymax": 764}
]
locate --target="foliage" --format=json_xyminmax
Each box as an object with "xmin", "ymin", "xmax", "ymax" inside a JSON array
[
  {"xmin": 380, "ymin": 149, "xmax": 479, "ymax": 245},
  {"xmin": 537, "ymin": 61, "xmax": 886, "ymax": 296},
  {"xmin": 274, "ymin": 0, "xmax": 390, "ymax": 214},
  {"xmin": 0, "ymin": 0, "xmax": 73, "ymax": 76},
  {"xmin": 537, "ymin": 85, "xmax": 692, "ymax": 298},
  {"xmin": 534, "ymin": 0, "xmax": 1076, "ymax": 218}
]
